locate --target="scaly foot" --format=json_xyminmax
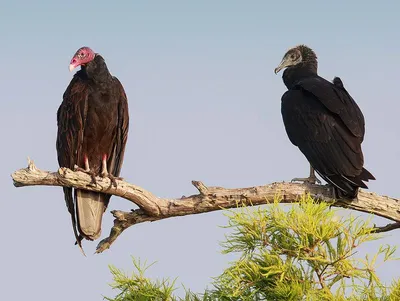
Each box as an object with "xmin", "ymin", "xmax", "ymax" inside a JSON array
[
  {"xmin": 291, "ymin": 175, "xmax": 321, "ymax": 185},
  {"xmin": 291, "ymin": 164, "xmax": 322, "ymax": 185},
  {"xmin": 100, "ymin": 170, "xmax": 123, "ymax": 188},
  {"xmin": 100, "ymin": 154, "xmax": 123, "ymax": 188},
  {"xmin": 74, "ymin": 164, "xmax": 97, "ymax": 186}
]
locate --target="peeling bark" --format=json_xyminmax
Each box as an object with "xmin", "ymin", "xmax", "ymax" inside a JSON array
[{"xmin": 11, "ymin": 159, "xmax": 400, "ymax": 253}]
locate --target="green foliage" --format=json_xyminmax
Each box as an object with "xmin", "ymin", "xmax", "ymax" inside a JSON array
[
  {"xmin": 104, "ymin": 258, "xmax": 209, "ymax": 301},
  {"xmin": 104, "ymin": 259, "xmax": 177, "ymax": 301},
  {"xmin": 104, "ymin": 194, "xmax": 399, "ymax": 301}
]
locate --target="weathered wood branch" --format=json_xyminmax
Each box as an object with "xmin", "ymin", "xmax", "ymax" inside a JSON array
[{"xmin": 11, "ymin": 159, "xmax": 400, "ymax": 254}]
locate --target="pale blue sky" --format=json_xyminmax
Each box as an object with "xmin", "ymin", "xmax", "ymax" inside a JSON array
[{"xmin": 1, "ymin": 0, "xmax": 399, "ymax": 299}]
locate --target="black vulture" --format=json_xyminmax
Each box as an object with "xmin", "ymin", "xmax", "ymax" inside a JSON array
[{"xmin": 274, "ymin": 45, "xmax": 375, "ymax": 199}]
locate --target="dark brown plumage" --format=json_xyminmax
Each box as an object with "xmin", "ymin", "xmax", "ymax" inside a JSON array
[
  {"xmin": 274, "ymin": 45, "xmax": 375, "ymax": 199},
  {"xmin": 56, "ymin": 47, "xmax": 129, "ymax": 251}
]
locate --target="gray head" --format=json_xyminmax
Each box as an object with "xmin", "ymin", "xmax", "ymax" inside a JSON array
[{"xmin": 274, "ymin": 45, "xmax": 318, "ymax": 74}]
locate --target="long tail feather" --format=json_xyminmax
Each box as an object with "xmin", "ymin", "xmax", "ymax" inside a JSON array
[
  {"xmin": 63, "ymin": 187, "xmax": 86, "ymax": 256},
  {"xmin": 316, "ymin": 167, "xmax": 376, "ymax": 200},
  {"xmin": 359, "ymin": 167, "xmax": 375, "ymax": 181},
  {"xmin": 75, "ymin": 189, "xmax": 106, "ymax": 240}
]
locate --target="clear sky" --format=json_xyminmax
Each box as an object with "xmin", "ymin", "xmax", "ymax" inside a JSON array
[{"xmin": 1, "ymin": 0, "xmax": 399, "ymax": 299}]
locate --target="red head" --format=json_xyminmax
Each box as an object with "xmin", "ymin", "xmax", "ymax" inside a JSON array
[{"xmin": 69, "ymin": 46, "xmax": 96, "ymax": 72}]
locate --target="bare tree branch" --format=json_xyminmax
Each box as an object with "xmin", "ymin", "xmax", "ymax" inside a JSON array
[
  {"xmin": 11, "ymin": 159, "xmax": 400, "ymax": 253},
  {"xmin": 371, "ymin": 222, "xmax": 400, "ymax": 233}
]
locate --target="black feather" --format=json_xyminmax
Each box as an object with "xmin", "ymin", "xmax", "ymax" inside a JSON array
[{"xmin": 279, "ymin": 45, "xmax": 375, "ymax": 199}]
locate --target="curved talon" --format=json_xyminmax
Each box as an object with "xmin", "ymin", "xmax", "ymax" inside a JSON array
[
  {"xmin": 100, "ymin": 172, "xmax": 121, "ymax": 188},
  {"xmin": 89, "ymin": 173, "xmax": 97, "ymax": 186},
  {"xmin": 108, "ymin": 174, "xmax": 118, "ymax": 188},
  {"xmin": 74, "ymin": 165, "xmax": 97, "ymax": 186}
]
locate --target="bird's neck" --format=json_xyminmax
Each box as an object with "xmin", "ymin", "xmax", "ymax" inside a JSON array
[
  {"xmin": 82, "ymin": 55, "xmax": 113, "ymax": 84},
  {"xmin": 282, "ymin": 63, "xmax": 318, "ymax": 89}
]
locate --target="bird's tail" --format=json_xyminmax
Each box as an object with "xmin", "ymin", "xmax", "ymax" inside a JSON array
[
  {"xmin": 75, "ymin": 189, "xmax": 106, "ymax": 240},
  {"xmin": 324, "ymin": 167, "xmax": 375, "ymax": 199}
]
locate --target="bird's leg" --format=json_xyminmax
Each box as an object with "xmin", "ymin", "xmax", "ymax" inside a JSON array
[
  {"xmin": 100, "ymin": 154, "xmax": 122, "ymax": 188},
  {"xmin": 291, "ymin": 164, "xmax": 322, "ymax": 185},
  {"xmin": 74, "ymin": 156, "xmax": 97, "ymax": 186}
]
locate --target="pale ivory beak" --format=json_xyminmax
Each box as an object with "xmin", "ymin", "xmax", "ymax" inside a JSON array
[{"xmin": 274, "ymin": 58, "xmax": 291, "ymax": 74}]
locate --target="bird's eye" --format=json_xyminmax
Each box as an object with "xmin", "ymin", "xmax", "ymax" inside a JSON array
[{"xmin": 290, "ymin": 54, "xmax": 295, "ymax": 60}]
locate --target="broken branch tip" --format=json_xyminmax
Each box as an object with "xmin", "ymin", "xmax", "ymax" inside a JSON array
[{"xmin": 191, "ymin": 180, "xmax": 208, "ymax": 195}]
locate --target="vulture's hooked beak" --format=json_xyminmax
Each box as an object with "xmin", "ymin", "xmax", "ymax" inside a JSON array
[
  {"xmin": 69, "ymin": 64, "xmax": 76, "ymax": 72},
  {"xmin": 274, "ymin": 58, "xmax": 291, "ymax": 74}
]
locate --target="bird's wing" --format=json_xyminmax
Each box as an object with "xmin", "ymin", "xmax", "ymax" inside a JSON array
[
  {"xmin": 281, "ymin": 89, "xmax": 364, "ymax": 182},
  {"xmin": 57, "ymin": 74, "xmax": 89, "ymax": 169},
  {"xmin": 56, "ymin": 73, "xmax": 89, "ymax": 248},
  {"xmin": 295, "ymin": 76, "xmax": 365, "ymax": 138},
  {"xmin": 108, "ymin": 77, "xmax": 129, "ymax": 178}
]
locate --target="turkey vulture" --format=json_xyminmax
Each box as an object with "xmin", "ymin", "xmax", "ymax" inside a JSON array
[
  {"xmin": 56, "ymin": 46, "xmax": 129, "ymax": 251},
  {"xmin": 274, "ymin": 45, "xmax": 375, "ymax": 199}
]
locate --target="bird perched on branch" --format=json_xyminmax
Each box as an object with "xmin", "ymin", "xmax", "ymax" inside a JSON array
[
  {"xmin": 56, "ymin": 46, "xmax": 129, "ymax": 253},
  {"xmin": 274, "ymin": 44, "xmax": 374, "ymax": 199}
]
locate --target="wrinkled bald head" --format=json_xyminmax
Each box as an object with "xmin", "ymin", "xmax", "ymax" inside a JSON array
[
  {"xmin": 274, "ymin": 45, "xmax": 318, "ymax": 74},
  {"xmin": 69, "ymin": 46, "xmax": 96, "ymax": 72}
]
